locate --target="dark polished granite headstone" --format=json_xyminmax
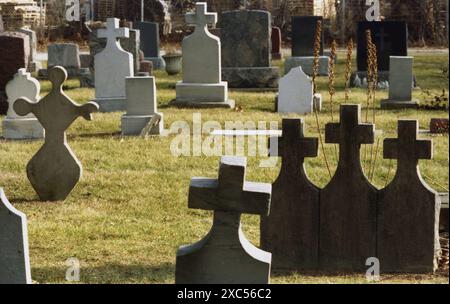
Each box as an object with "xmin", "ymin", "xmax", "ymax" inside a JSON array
[{"xmin": 291, "ymin": 16, "xmax": 324, "ymax": 57}]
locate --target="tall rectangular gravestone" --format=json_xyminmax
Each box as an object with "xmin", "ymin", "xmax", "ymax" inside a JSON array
[
  {"xmin": 171, "ymin": 2, "xmax": 234, "ymax": 108},
  {"xmin": 284, "ymin": 16, "xmax": 329, "ymax": 76},
  {"xmin": 352, "ymin": 21, "xmax": 408, "ymax": 87},
  {"xmin": 221, "ymin": 10, "xmax": 279, "ymax": 88},
  {"xmin": 18, "ymin": 28, "xmax": 41, "ymax": 73},
  {"xmin": 134, "ymin": 21, "xmax": 165, "ymax": 70},
  {"xmin": 0, "ymin": 188, "xmax": 32, "ymax": 284},
  {"xmin": 176, "ymin": 156, "xmax": 272, "ymax": 284}
]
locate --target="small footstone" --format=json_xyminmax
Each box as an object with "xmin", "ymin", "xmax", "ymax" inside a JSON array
[
  {"xmin": 176, "ymin": 156, "xmax": 272, "ymax": 284},
  {"xmin": 14, "ymin": 66, "xmax": 99, "ymax": 201},
  {"xmin": 121, "ymin": 76, "xmax": 164, "ymax": 136},
  {"xmin": 378, "ymin": 120, "xmax": 440, "ymax": 273},
  {"xmin": 0, "ymin": 188, "xmax": 32, "ymax": 284}
]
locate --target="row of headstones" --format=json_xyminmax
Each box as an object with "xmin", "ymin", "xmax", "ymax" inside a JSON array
[{"xmin": 1, "ymin": 104, "xmax": 441, "ymax": 284}]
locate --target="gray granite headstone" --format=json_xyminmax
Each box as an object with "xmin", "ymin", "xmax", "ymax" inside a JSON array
[
  {"xmin": 378, "ymin": 120, "xmax": 441, "ymax": 273},
  {"xmin": 14, "ymin": 66, "xmax": 99, "ymax": 201},
  {"xmin": 320, "ymin": 104, "xmax": 377, "ymax": 271},
  {"xmin": 176, "ymin": 156, "xmax": 272, "ymax": 284},
  {"xmin": 0, "ymin": 188, "xmax": 32, "ymax": 284},
  {"xmin": 133, "ymin": 21, "xmax": 165, "ymax": 70},
  {"xmin": 48, "ymin": 43, "xmax": 81, "ymax": 69},
  {"xmin": 261, "ymin": 119, "xmax": 320, "ymax": 270},
  {"xmin": 18, "ymin": 28, "xmax": 40, "ymax": 72}
]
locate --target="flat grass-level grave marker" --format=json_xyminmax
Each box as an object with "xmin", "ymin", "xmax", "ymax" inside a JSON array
[
  {"xmin": 0, "ymin": 188, "xmax": 32, "ymax": 284},
  {"xmin": 14, "ymin": 66, "xmax": 99, "ymax": 201},
  {"xmin": 378, "ymin": 120, "xmax": 441, "ymax": 273},
  {"xmin": 176, "ymin": 156, "xmax": 272, "ymax": 284},
  {"xmin": 320, "ymin": 104, "xmax": 377, "ymax": 271},
  {"xmin": 261, "ymin": 119, "xmax": 320, "ymax": 270}
]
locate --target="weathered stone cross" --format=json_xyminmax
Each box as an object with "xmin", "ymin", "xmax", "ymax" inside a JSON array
[
  {"xmin": 326, "ymin": 104, "xmax": 375, "ymax": 169},
  {"xmin": 185, "ymin": 2, "xmax": 217, "ymax": 30},
  {"xmin": 14, "ymin": 66, "xmax": 99, "ymax": 201},
  {"xmin": 176, "ymin": 156, "xmax": 272, "ymax": 284},
  {"xmin": 384, "ymin": 120, "xmax": 432, "ymax": 170},
  {"xmin": 98, "ymin": 18, "xmax": 129, "ymax": 48}
]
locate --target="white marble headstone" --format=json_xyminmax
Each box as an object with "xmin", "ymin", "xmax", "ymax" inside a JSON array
[
  {"xmin": 0, "ymin": 188, "xmax": 32, "ymax": 284},
  {"xmin": 278, "ymin": 67, "xmax": 316, "ymax": 114}
]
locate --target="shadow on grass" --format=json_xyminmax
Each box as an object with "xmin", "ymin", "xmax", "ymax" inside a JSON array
[
  {"xmin": 68, "ymin": 132, "xmax": 122, "ymax": 140},
  {"xmin": 32, "ymin": 263, "xmax": 175, "ymax": 284}
]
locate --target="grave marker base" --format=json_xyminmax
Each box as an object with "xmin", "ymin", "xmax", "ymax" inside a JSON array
[
  {"xmin": 222, "ymin": 67, "xmax": 279, "ymax": 88},
  {"xmin": 381, "ymin": 99, "xmax": 419, "ymax": 109},
  {"xmin": 121, "ymin": 114, "xmax": 164, "ymax": 136},
  {"xmin": 2, "ymin": 118, "xmax": 44, "ymax": 140},
  {"xmin": 172, "ymin": 81, "xmax": 235, "ymax": 109},
  {"xmin": 146, "ymin": 57, "xmax": 166, "ymax": 70}
]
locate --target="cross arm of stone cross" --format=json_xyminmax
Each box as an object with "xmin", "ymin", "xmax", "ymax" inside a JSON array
[
  {"xmin": 185, "ymin": 2, "xmax": 217, "ymax": 27},
  {"xmin": 98, "ymin": 18, "xmax": 129, "ymax": 40},
  {"xmin": 325, "ymin": 104, "xmax": 375, "ymax": 145},
  {"xmin": 270, "ymin": 119, "xmax": 318, "ymax": 158},
  {"xmin": 384, "ymin": 120, "xmax": 432, "ymax": 161},
  {"xmin": 188, "ymin": 157, "xmax": 271, "ymax": 216}
]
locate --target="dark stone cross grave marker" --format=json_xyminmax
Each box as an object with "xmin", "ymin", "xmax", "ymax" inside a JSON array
[
  {"xmin": 14, "ymin": 66, "xmax": 99, "ymax": 201},
  {"xmin": 320, "ymin": 104, "xmax": 377, "ymax": 271},
  {"xmin": 176, "ymin": 156, "xmax": 272, "ymax": 284},
  {"xmin": 378, "ymin": 120, "xmax": 441, "ymax": 273},
  {"xmin": 260, "ymin": 119, "xmax": 320, "ymax": 270}
]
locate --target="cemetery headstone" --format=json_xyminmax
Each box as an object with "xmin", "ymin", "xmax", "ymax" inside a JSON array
[
  {"xmin": 0, "ymin": 188, "xmax": 32, "ymax": 284},
  {"xmin": 14, "ymin": 66, "xmax": 99, "ymax": 201},
  {"xmin": 381, "ymin": 56, "xmax": 419, "ymax": 109},
  {"xmin": 430, "ymin": 118, "xmax": 449, "ymax": 134},
  {"xmin": 271, "ymin": 26, "xmax": 282, "ymax": 60},
  {"xmin": 378, "ymin": 120, "xmax": 441, "ymax": 273},
  {"xmin": 221, "ymin": 10, "xmax": 279, "ymax": 88},
  {"xmin": 0, "ymin": 15, "xmax": 4, "ymax": 32},
  {"xmin": 284, "ymin": 16, "xmax": 329, "ymax": 76},
  {"xmin": 176, "ymin": 156, "xmax": 272, "ymax": 284},
  {"xmin": 320, "ymin": 104, "xmax": 377, "ymax": 271},
  {"xmin": 277, "ymin": 67, "xmax": 322, "ymax": 114},
  {"xmin": 121, "ymin": 76, "xmax": 163, "ymax": 135},
  {"xmin": 38, "ymin": 43, "xmax": 88, "ymax": 79},
  {"xmin": 352, "ymin": 21, "xmax": 409, "ymax": 87},
  {"xmin": 18, "ymin": 28, "xmax": 41, "ymax": 73},
  {"xmin": 134, "ymin": 21, "xmax": 166, "ymax": 70},
  {"xmin": 0, "ymin": 32, "xmax": 30, "ymax": 115},
  {"xmin": 261, "ymin": 119, "xmax": 320, "ymax": 270},
  {"xmin": 171, "ymin": 2, "xmax": 234, "ymax": 108},
  {"xmin": 2, "ymin": 68, "xmax": 44, "ymax": 140},
  {"xmin": 118, "ymin": 28, "xmax": 141, "ymax": 76},
  {"xmin": 92, "ymin": 18, "xmax": 133, "ymax": 112}
]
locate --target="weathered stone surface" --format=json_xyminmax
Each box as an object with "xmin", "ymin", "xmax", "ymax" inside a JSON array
[
  {"xmin": 378, "ymin": 120, "xmax": 441, "ymax": 273},
  {"xmin": 0, "ymin": 32, "xmax": 30, "ymax": 115},
  {"xmin": 133, "ymin": 21, "xmax": 165, "ymax": 69},
  {"xmin": 173, "ymin": 2, "xmax": 233, "ymax": 108},
  {"xmin": 320, "ymin": 104, "xmax": 377, "ymax": 271},
  {"xmin": 271, "ymin": 26, "xmax": 282, "ymax": 60},
  {"xmin": 48, "ymin": 43, "xmax": 81, "ymax": 69},
  {"xmin": 0, "ymin": 188, "xmax": 32, "ymax": 284},
  {"xmin": 357, "ymin": 21, "xmax": 408, "ymax": 72},
  {"xmin": 79, "ymin": 54, "xmax": 93, "ymax": 68},
  {"xmin": 2, "ymin": 68, "xmax": 44, "ymax": 140},
  {"xmin": 291, "ymin": 16, "xmax": 323, "ymax": 57},
  {"xmin": 440, "ymin": 193, "xmax": 449, "ymax": 232},
  {"xmin": 176, "ymin": 156, "xmax": 272, "ymax": 284},
  {"xmin": 222, "ymin": 67, "xmax": 279, "ymax": 88},
  {"xmin": 221, "ymin": 10, "xmax": 272, "ymax": 68},
  {"xmin": 261, "ymin": 119, "xmax": 319, "ymax": 270},
  {"xmin": 284, "ymin": 56, "xmax": 329, "ymax": 76},
  {"xmin": 430, "ymin": 118, "xmax": 449, "ymax": 134},
  {"xmin": 118, "ymin": 29, "xmax": 141, "ymax": 75},
  {"xmin": 121, "ymin": 76, "xmax": 163, "ymax": 136},
  {"xmin": 14, "ymin": 66, "xmax": 99, "ymax": 201},
  {"xmin": 139, "ymin": 60, "xmax": 153, "ymax": 75},
  {"xmin": 277, "ymin": 67, "xmax": 318, "ymax": 114},
  {"xmin": 381, "ymin": 56, "xmax": 418, "ymax": 109},
  {"xmin": 93, "ymin": 18, "xmax": 133, "ymax": 112},
  {"xmin": 18, "ymin": 28, "xmax": 40, "ymax": 72}
]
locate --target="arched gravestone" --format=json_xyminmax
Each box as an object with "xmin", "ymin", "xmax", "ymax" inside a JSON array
[
  {"xmin": 14, "ymin": 66, "xmax": 99, "ymax": 202},
  {"xmin": 176, "ymin": 156, "xmax": 272, "ymax": 284},
  {"xmin": 0, "ymin": 188, "xmax": 32, "ymax": 284},
  {"xmin": 320, "ymin": 104, "xmax": 377, "ymax": 271},
  {"xmin": 3, "ymin": 68, "xmax": 44, "ymax": 140},
  {"xmin": 93, "ymin": 18, "xmax": 133, "ymax": 112},
  {"xmin": 260, "ymin": 119, "xmax": 320, "ymax": 270},
  {"xmin": 378, "ymin": 120, "xmax": 441, "ymax": 273}
]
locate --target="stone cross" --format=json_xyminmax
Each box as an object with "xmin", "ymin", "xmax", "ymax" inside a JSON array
[
  {"xmin": 176, "ymin": 156, "xmax": 272, "ymax": 284},
  {"xmin": 378, "ymin": 120, "xmax": 440, "ymax": 273},
  {"xmin": 14, "ymin": 66, "xmax": 99, "ymax": 201},
  {"xmin": 98, "ymin": 18, "xmax": 129, "ymax": 48},
  {"xmin": 0, "ymin": 188, "xmax": 32, "ymax": 284},
  {"xmin": 186, "ymin": 2, "xmax": 217, "ymax": 30},
  {"xmin": 320, "ymin": 104, "xmax": 377, "ymax": 271},
  {"xmin": 261, "ymin": 119, "xmax": 320, "ymax": 270}
]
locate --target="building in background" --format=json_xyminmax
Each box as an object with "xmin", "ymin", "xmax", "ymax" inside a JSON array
[{"xmin": 0, "ymin": 0, "xmax": 45, "ymax": 30}]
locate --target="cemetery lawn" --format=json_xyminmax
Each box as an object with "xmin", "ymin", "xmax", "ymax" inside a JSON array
[{"xmin": 0, "ymin": 50, "xmax": 448, "ymax": 284}]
